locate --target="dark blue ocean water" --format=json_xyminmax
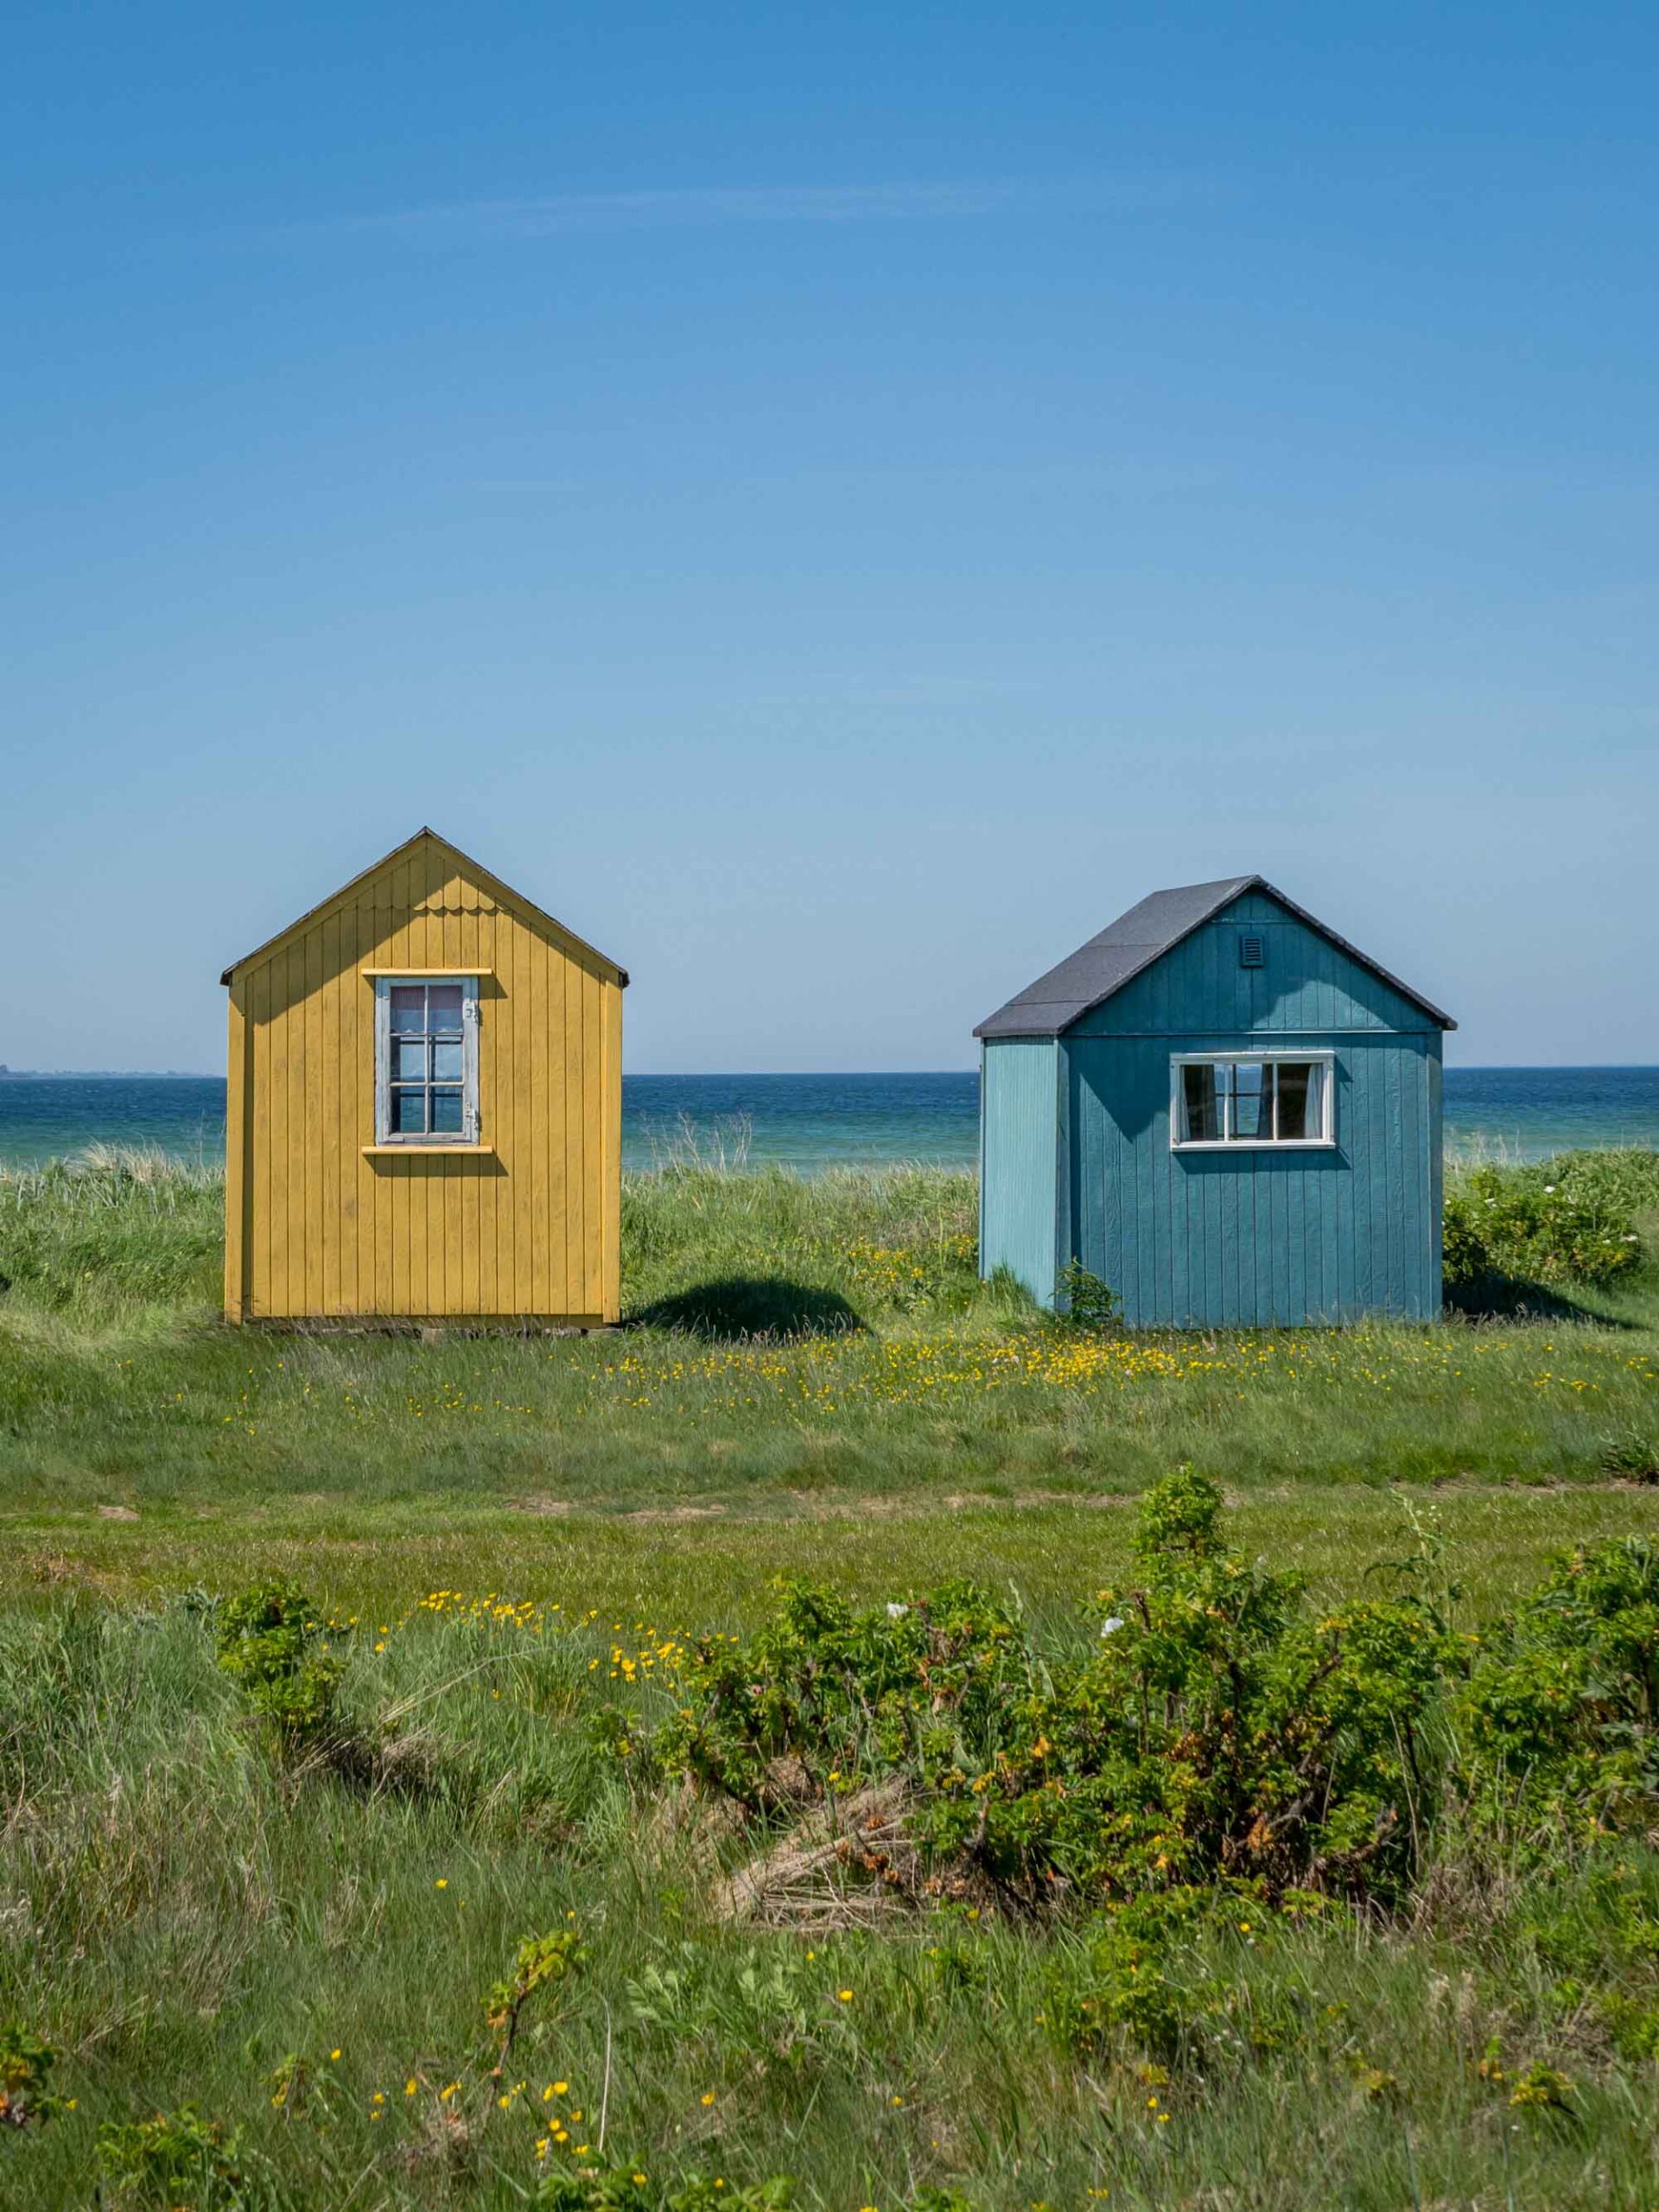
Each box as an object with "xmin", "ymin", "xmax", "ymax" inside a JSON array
[{"xmin": 1, "ymin": 1067, "xmax": 1656, "ymax": 1173}]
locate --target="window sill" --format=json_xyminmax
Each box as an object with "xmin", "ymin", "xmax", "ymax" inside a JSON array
[
  {"xmin": 1172, "ymin": 1139, "xmax": 1337, "ymax": 1154},
  {"xmin": 363, "ymin": 1143, "xmax": 495, "ymax": 1156}
]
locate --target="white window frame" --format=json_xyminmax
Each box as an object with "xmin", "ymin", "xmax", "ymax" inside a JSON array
[
  {"xmin": 1169, "ymin": 1050, "xmax": 1336, "ymax": 1152},
  {"xmin": 373, "ymin": 976, "xmax": 481, "ymax": 1145}
]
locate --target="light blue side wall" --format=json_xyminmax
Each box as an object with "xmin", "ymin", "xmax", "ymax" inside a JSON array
[
  {"xmin": 982, "ymin": 892, "xmax": 1446, "ymax": 1326},
  {"xmin": 979, "ymin": 1039, "xmax": 1062, "ymax": 1306}
]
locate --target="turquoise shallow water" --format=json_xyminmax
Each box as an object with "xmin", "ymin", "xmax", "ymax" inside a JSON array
[{"xmin": 0, "ymin": 1068, "xmax": 1656, "ymax": 1173}]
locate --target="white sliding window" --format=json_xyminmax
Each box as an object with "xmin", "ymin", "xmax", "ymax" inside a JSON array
[{"xmin": 1171, "ymin": 1053, "xmax": 1333, "ymax": 1150}]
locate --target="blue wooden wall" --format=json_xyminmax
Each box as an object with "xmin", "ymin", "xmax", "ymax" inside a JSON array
[
  {"xmin": 1067, "ymin": 1029, "xmax": 1441, "ymax": 1325},
  {"xmin": 979, "ymin": 1039, "xmax": 1061, "ymax": 1306},
  {"xmin": 981, "ymin": 892, "xmax": 1445, "ymax": 1326}
]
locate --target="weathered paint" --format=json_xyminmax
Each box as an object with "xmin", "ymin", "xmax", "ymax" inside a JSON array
[
  {"xmin": 224, "ymin": 830, "xmax": 624, "ymax": 1325},
  {"xmin": 980, "ymin": 888, "xmax": 1447, "ymax": 1326},
  {"xmin": 978, "ymin": 1039, "xmax": 1062, "ymax": 1306}
]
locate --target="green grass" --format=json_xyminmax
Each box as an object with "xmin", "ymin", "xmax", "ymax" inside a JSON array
[
  {"xmin": 3, "ymin": 1147, "xmax": 1659, "ymax": 2207},
  {"xmin": 1, "ymin": 1150, "xmax": 1656, "ymax": 1559},
  {"xmin": 9, "ymin": 1532, "xmax": 1659, "ymax": 2210}
]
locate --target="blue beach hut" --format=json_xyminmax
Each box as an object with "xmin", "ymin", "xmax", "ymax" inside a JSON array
[{"xmin": 975, "ymin": 878, "xmax": 1457, "ymax": 1327}]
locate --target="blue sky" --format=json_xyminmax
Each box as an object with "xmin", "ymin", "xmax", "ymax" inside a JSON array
[{"xmin": 3, "ymin": 2, "xmax": 1656, "ymax": 1072}]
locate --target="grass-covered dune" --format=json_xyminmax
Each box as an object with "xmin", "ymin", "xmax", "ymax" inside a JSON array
[{"xmin": 2, "ymin": 1147, "xmax": 1659, "ymax": 2209}]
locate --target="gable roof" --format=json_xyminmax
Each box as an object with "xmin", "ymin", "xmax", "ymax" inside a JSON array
[
  {"xmin": 974, "ymin": 875, "xmax": 1455, "ymax": 1039},
  {"xmin": 219, "ymin": 827, "xmax": 628, "ymax": 988}
]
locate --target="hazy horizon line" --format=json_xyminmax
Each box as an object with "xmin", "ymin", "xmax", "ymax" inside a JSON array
[{"xmin": 5, "ymin": 1064, "xmax": 1658, "ymax": 1080}]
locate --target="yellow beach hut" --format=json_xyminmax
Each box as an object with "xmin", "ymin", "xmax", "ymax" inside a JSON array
[{"xmin": 220, "ymin": 828, "xmax": 626, "ymax": 1328}]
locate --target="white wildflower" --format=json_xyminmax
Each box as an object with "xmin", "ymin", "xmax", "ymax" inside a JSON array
[
  {"xmin": 886, "ymin": 1602, "xmax": 909, "ymax": 1620},
  {"xmin": 1101, "ymin": 1616, "xmax": 1126, "ymax": 1637}
]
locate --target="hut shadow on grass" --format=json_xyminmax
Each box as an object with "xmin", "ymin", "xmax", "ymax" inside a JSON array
[
  {"xmin": 1445, "ymin": 1274, "xmax": 1639, "ymax": 1326},
  {"xmin": 626, "ymin": 1276, "xmax": 866, "ymax": 1343}
]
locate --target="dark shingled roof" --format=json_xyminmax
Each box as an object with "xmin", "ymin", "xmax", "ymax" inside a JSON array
[{"xmin": 974, "ymin": 875, "xmax": 1456, "ymax": 1039}]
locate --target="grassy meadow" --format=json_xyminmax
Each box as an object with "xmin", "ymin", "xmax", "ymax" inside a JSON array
[{"xmin": 3, "ymin": 1146, "xmax": 1659, "ymax": 2209}]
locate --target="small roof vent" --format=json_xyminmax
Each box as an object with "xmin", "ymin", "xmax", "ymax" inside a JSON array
[{"xmin": 1238, "ymin": 932, "xmax": 1266, "ymax": 969}]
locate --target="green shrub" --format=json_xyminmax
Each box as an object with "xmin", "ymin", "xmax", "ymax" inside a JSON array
[
  {"xmin": 1055, "ymin": 1260, "xmax": 1119, "ymax": 1327},
  {"xmin": 1462, "ymin": 1535, "xmax": 1659, "ymax": 1815},
  {"xmin": 1529, "ymin": 1147, "xmax": 1659, "ymax": 1218},
  {"xmin": 627, "ymin": 1941, "xmax": 861, "ymax": 2080},
  {"xmin": 96, "ymin": 2106, "xmax": 253, "ymax": 2208},
  {"xmin": 1505, "ymin": 2061, "xmax": 1575, "ymax": 2113},
  {"xmin": 1042, "ymin": 1892, "xmax": 1204, "ymax": 2062},
  {"xmin": 1042, "ymin": 1887, "xmax": 1321, "ymax": 2068},
  {"xmin": 0, "ymin": 2023, "xmax": 63, "ymax": 2130},
  {"xmin": 214, "ymin": 1579, "xmax": 341, "ymax": 1745},
  {"xmin": 1600, "ymin": 1425, "xmax": 1659, "ymax": 1480},
  {"xmin": 1598, "ymin": 1991, "xmax": 1659, "ymax": 2060},
  {"xmin": 483, "ymin": 1929, "xmax": 583, "ymax": 2069},
  {"xmin": 659, "ymin": 1469, "xmax": 1454, "ymax": 1906},
  {"xmin": 1444, "ymin": 1158, "xmax": 1644, "ymax": 1290}
]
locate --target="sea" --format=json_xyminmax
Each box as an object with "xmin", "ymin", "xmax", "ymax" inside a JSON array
[{"xmin": 1, "ymin": 1067, "xmax": 1656, "ymax": 1173}]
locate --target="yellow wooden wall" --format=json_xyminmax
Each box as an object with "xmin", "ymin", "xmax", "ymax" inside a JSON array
[{"xmin": 225, "ymin": 835, "xmax": 623, "ymax": 1323}]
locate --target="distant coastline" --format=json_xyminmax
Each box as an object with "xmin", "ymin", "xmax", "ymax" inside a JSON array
[
  {"xmin": 6, "ymin": 1063, "xmax": 1657, "ymax": 1080},
  {"xmin": 0, "ymin": 1068, "xmax": 211, "ymax": 1079}
]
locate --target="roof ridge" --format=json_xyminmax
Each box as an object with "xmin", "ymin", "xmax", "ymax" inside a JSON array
[
  {"xmin": 219, "ymin": 828, "xmax": 628, "ymax": 987},
  {"xmin": 974, "ymin": 877, "xmax": 1454, "ymax": 1038}
]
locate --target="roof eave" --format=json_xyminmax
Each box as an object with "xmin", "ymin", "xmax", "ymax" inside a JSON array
[
  {"xmin": 1249, "ymin": 878, "xmax": 1456, "ymax": 1030},
  {"xmin": 971, "ymin": 880, "xmax": 1255, "ymax": 1038},
  {"xmin": 973, "ymin": 1009, "xmax": 1086, "ymax": 1040}
]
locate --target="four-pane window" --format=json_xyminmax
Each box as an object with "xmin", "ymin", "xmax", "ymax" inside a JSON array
[
  {"xmin": 374, "ymin": 978, "xmax": 480, "ymax": 1143},
  {"xmin": 1172, "ymin": 1055, "xmax": 1332, "ymax": 1147}
]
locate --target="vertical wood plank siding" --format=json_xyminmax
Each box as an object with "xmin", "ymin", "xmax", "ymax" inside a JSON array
[
  {"xmin": 230, "ymin": 839, "xmax": 622, "ymax": 1323},
  {"xmin": 1066, "ymin": 1030, "xmax": 1440, "ymax": 1325},
  {"xmin": 982, "ymin": 894, "xmax": 1445, "ymax": 1326},
  {"xmin": 979, "ymin": 1040, "xmax": 1061, "ymax": 1306},
  {"xmin": 1071, "ymin": 892, "xmax": 1433, "ymax": 1039},
  {"xmin": 223, "ymin": 985, "xmax": 250, "ymax": 1322}
]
